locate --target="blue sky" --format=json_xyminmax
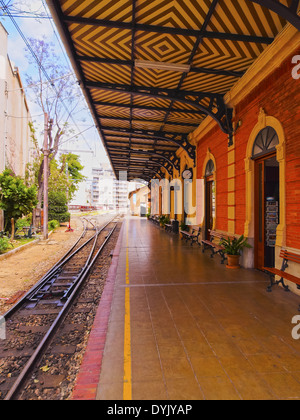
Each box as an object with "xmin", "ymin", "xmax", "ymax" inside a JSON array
[{"xmin": 0, "ymin": 0, "xmax": 110, "ymax": 192}]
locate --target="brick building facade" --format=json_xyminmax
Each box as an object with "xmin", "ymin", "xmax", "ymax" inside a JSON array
[{"xmin": 189, "ymin": 24, "xmax": 300, "ymax": 292}]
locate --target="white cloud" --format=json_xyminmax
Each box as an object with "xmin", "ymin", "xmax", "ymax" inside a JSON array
[{"xmin": 7, "ymin": 36, "xmax": 29, "ymax": 73}]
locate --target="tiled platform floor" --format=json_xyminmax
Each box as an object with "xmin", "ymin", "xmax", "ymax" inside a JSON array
[{"xmin": 77, "ymin": 217, "xmax": 300, "ymax": 400}]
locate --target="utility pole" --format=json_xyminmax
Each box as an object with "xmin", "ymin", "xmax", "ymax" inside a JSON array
[{"xmin": 43, "ymin": 113, "xmax": 49, "ymax": 240}]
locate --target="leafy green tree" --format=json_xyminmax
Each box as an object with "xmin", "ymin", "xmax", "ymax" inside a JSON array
[
  {"xmin": 59, "ymin": 153, "xmax": 86, "ymax": 200},
  {"xmin": 48, "ymin": 190, "xmax": 70, "ymax": 224},
  {"xmin": 0, "ymin": 170, "xmax": 38, "ymax": 232},
  {"xmin": 27, "ymin": 152, "xmax": 85, "ymax": 204},
  {"xmin": 49, "ymin": 153, "xmax": 85, "ymax": 202}
]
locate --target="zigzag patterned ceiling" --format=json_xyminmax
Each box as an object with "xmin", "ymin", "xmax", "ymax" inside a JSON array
[{"xmin": 47, "ymin": 0, "xmax": 298, "ymax": 181}]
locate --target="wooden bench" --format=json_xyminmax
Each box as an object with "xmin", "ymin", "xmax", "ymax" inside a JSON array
[
  {"xmin": 180, "ymin": 225, "xmax": 201, "ymax": 246},
  {"xmin": 165, "ymin": 219, "xmax": 178, "ymax": 233},
  {"xmin": 164, "ymin": 222, "xmax": 173, "ymax": 233},
  {"xmin": 202, "ymin": 230, "xmax": 234, "ymax": 264},
  {"xmin": 264, "ymin": 250, "xmax": 300, "ymax": 297},
  {"xmin": 149, "ymin": 215, "xmax": 160, "ymax": 226}
]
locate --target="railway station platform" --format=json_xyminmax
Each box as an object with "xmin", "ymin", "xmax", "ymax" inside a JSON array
[{"xmin": 72, "ymin": 216, "xmax": 300, "ymax": 401}]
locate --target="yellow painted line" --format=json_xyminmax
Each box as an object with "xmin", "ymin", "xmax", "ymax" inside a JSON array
[
  {"xmin": 123, "ymin": 221, "xmax": 132, "ymax": 400},
  {"xmin": 126, "ymin": 219, "xmax": 129, "ymax": 285},
  {"xmin": 126, "ymin": 245, "xmax": 129, "ymax": 285},
  {"xmin": 123, "ymin": 287, "xmax": 132, "ymax": 400}
]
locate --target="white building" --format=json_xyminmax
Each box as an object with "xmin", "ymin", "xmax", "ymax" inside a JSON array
[
  {"xmin": 0, "ymin": 23, "xmax": 35, "ymax": 229},
  {"xmin": 0, "ymin": 24, "xmax": 34, "ymax": 175},
  {"xmin": 91, "ymin": 165, "xmax": 130, "ymax": 212}
]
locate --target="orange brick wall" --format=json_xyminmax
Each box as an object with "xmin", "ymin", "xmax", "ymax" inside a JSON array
[
  {"xmin": 196, "ymin": 125, "xmax": 228, "ymax": 232},
  {"xmin": 197, "ymin": 50, "xmax": 300, "ymax": 249}
]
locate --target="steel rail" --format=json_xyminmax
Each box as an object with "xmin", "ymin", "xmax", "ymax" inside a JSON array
[
  {"xmin": 4, "ymin": 219, "xmax": 118, "ymax": 400},
  {"xmin": 3, "ymin": 221, "xmax": 88, "ymax": 317},
  {"xmin": 26, "ymin": 224, "xmax": 99, "ymax": 302},
  {"xmin": 2, "ymin": 217, "xmax": 108, "ymax": 318},
  {"xmin": 2, "ymin": 218, "xmax": 88, "ymax": 319}
]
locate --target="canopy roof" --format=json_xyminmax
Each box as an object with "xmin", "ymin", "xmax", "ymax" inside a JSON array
[{"xmin": 47, "ymin": 0, "xmax": 300, "ymax": 181}]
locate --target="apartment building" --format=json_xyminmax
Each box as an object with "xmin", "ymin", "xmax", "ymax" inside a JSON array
[
  {"xmin": 0, "ymin": 23, "xmax": 35, "ymax": 229},
  {"xmin": 91, "ymin": 165, "xmax": 130, "ymax": 213}
]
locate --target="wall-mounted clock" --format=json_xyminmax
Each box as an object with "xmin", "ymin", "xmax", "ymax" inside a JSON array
[{"xmin": 182, "ymin": 168, "xmax": 193, "ymax": 180}]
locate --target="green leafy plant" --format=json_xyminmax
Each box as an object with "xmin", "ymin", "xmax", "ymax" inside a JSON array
[
  {"xmin": 0, "ymin": 236, "xmax": 13, "ymax": 254},
  {"xmin": 159, "ymin": 215, "xmax": 170, "ymax": 227},
  {"xmin": 159, "ymin": 215, "xmax": 165, "ymax": 225},
  {"xmin": 48, "ymin": 191, "xmax": 70, "ymax": 224},
  {"xmin": 48, "ymin": 220, "xmax": 60, "ymax": 231},
  {"xmin": 179, "ymin": 222, "xmax": 189, "ymax": 232},
  {"xmin": 219, "ymin": 234, "xmax": 252, "ymax": 256},
  {"xmin": 15, "ymin": 214, "xmax": 32, "ymax": 230},
  {"xmin": 0, "ymin": 170, "xmax": 37, "ymax": 233}
]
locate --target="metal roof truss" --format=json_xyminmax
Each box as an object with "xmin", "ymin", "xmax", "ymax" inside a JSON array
[{"xmin": 47, "ymin": 0, "xmax": 300, "ymax": 181}]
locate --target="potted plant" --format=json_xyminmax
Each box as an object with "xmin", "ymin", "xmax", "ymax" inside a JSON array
[
  {"xmin": 179, "ymin": 222, "xmax": 189, "ymax": 232},
  {"xmin": 219, "ymin": 235, "xmax": 252, "ymax": 269},
  {"xmin": 159, "ymin": 215, "xmax": 171, "ymax": 228},
  {"xmin": 159, "ymin": 215, "xmax": 166, "ymax": 227},
  {"xmin": 158, "ymin": 215, "xmax": 165, "ymax": 227},
  {"xmin": 164, "ymin": 216, "xmax": 170, "ymax": 227},
  {"xmin": 179, "ymin": 222, "xmax": 189, "ymax": 238}
]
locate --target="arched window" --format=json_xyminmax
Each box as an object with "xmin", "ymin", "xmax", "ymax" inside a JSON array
[
  {"xmin": 252, "ymin": 126, "xmax": 279, "ymax": 159},
  {"xmin": 205, "ymin": 159, "xmax": 215, "ymax": 177}
]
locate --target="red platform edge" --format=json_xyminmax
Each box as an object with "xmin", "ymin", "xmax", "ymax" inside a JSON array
[{"xmin": 71, "ymin": 220, "xmax": 125, "ymax": 400}]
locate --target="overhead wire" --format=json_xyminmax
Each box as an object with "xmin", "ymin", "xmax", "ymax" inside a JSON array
[
  {"xmin": 0, "ymin": 0, "xmax": 55, "ymax": 87},
  {"xmin": 0, "ymin": 0, "xmax": 95, "ymax": 154},
  {"xmin": 40, "ymin": 0, "xmax": 109, "ymax": 163},
  {"xmin": 41, "ymin": 0, "xmax": 95, "ymax": 154},
  {"xmin": 6, "ymin": 72, "xmax": 74, "ymax": 93}
]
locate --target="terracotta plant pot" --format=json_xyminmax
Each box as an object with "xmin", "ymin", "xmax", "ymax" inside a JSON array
[{"xmin": 226, "ymin": 254, "xmax": 240, "ymax": 269}]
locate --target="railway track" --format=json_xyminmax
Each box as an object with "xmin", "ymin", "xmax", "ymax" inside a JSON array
[{"xmin": 0, "ymin": 214, "xmax": 123, "ymax": 400}]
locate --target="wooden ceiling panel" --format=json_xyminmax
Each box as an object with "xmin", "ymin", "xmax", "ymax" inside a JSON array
[
  {"xmin": 132, "ymin": 120, "xmax": 164, "ymax": 131},
  {"xmin": 132, "ymin": 108, "xmax": 166, "ymax": 121},
  {"xmin": 61, "ymin": 0, "xmax": 133, "ymax": 22},
  {"xmin": 90, "ymin": 89, "xmax": 132, "ymax": 105},
  {"xmin": 132, "ymin": 95, "xmax": 172, "ymax": 109},
  {"xmin": 135, "ymin": 30, "xmax": 195, "ymax": 63},
  {"xmin": 167, "ymin": 112, "xmax": 204, "ymax": 125},
  {"xmin": 95, "ymin": 105, "xmax": 131, "ymax": 119},
  {"xmin": 81, "ymin": 62, "xmax": 132, "ymax": 84},
  {"xmin": 135, "ymin": 0, "xmax": 208, "ymax": 30},
  {"xmin": 181, "ymin": 72, "xmax": 239, "ymax": 94},
  {"xmin": 134, "ymin": 67, "xmax": 183, "ymax": 89},
  {"xmin": 207, "ymin": 0, "xmax": 287, "ymax": 37},
  {"xmin": 68, "ymin": 24, "xmax": 132, "ymax": 59}
]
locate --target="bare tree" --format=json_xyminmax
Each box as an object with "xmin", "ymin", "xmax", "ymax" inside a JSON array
[{"xmin": 25, "ymin": 37, "xmax": 80, "ymax": 207}]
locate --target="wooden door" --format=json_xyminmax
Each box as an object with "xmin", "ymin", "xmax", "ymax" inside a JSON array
[
  {"xmin": 254, "ymin": 152, "xmax": 278, "ymax": 270},
  {"xmin": 254, "ymin": 159, "xmax": 265, "ymax": 270},
  {"xmin": 205, "ymin": 177, "xmax": 214, "ymax": 239}
]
